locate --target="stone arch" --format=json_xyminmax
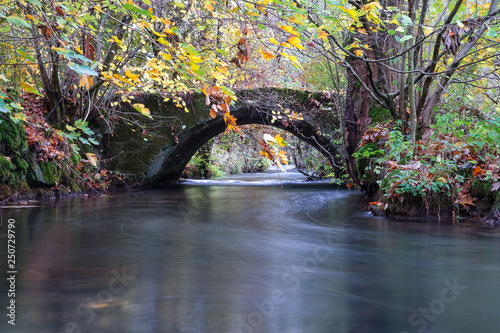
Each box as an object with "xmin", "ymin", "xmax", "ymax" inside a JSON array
[{"xmin": 144, "ymin": 107, "xmax": 343, "ymax": 184}]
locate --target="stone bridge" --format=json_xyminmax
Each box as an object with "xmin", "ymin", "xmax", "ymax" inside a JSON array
[{"xmin": 104, "ymin": 88, "xmax": 344, "ymax": 185}]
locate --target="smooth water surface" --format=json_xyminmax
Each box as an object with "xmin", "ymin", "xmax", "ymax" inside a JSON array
[{"xmin": 1, "ymin": 170, "xmax": 499, "ymax": 333}]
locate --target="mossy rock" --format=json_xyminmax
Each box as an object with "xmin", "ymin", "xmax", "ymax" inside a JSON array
[
  {"xmin": 27, "ymin": 161, "xmax": 48, "ymax": 187},
  {"xmin": 40, "ymin": 161, "xmax": 62, "ymax": 186},
  {"xmin": 0, "ymin": 116, "xmax": 30, "ymax": 184},
  {"xmin": 369, "ymin": 105, "xmax": 392, "ymax": 124},
  {"xmin": 0, "ymin": 155, "xmax": 14, "ymax": 183}
]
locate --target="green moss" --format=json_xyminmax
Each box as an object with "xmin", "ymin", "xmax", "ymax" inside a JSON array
[
  {"xmin": 471, "ymin": 179, "xmax": 494, "ymax": 202},
  {"xmin": 70, "ymin": 151, "xmax": 81, "ymax": 166},
  {"xmin": 0, "ymin": 116, "xmax": 29, "ymax": 185},
  {"xmin": 369, "ymin": 105, "xmax": 392, "ymax": 124},
  {"xmin": 0, "ymin": 155, "xmax": 14, "ymax": 183},
  {"xmin": 40, "ymin": 161, "xmax": 61, "ymax": 186}
]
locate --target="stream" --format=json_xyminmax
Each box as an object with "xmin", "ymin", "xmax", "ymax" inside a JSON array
[{"xmin": 1, "ymin": 170, "xmax": 499, "ymax": 333}]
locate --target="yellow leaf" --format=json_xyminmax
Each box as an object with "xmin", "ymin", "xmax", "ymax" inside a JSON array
[
  {"xmin": 288, "ymin": 16, "xmax": 304, "ymax": 23},
  {"xmin": 436, "ymin": 177, "xmax": 447, "ymax": 183},
  {"xmin": 21, "ymin": 81, "xmax": 41, "ymax": 96},
  {"xmin": 80, "ymin": 75, "xmax": 93, "ymax": 89},
  {"xmin": 275, "ymin": 134, "xmax": 287, "ymax": 147},
  {"xmin": 75, "ymin": 47, "xmax": 83, "ymax": 54},
  {"xmin": 212, "ymin": 71, "xmax": 227, "ymax": 81},
  {"xmin": 26, "ymin": 14, "xmax": 35, "ymax": 21},
  {"xmin": 113, "ymin": 73, "xmax": 133, "ymax": 85},
  {"xmin": 288, "ymin": 36, "xmax": 305, "ymax": 49},
  {"xmin": 354, "ymin": 49, "xmax": 363, "ymax": 57},
  {"xmin": 218, "ymin": 66, "xmax": 229, "ymax": 74},
  {"xmin": 279, "ymin": 25, "xmax": 299, "ymax": 36},
  {"xmin": 278, "ymin": 150, "xmax": 288, "ymax": 165},
  {"xmin": 125, "ymin": 70, "xmax": 140, "ymax": 82},
  {"xmin": 112, "ymin": 36, "xmax": 123, "ymax": 45},
  {"xmin": 358, "ymin": 28, "xmax": 367, "ymax": 35},
  {"xmin": 269, "ymin": 37, "xmax": 279, "ymax": 45},
  {"xmin": 259, "ymin": 47, "xmax": 275, "ymax": 60},
  {"xmin": 85, "ymin": 153, "xmax": 98, "ymax": 167},
  {"xmin": 318, "ymin": 30, "xmax": 329, "ymax": 39},
  {"xmin": 165, "ymin": 27, "xmax": 176, "ymax": 35},
  {"xmin": 205, "ymin": 2, "xmax": 214, "ymax": 11},
  {"xmin": 189, "ymin": 54, "xmax": 202, "ymax": 63},
  {"xmin": 133, "ymin": 103, "xmax": 153, "ymax": 119},
  {"xmin": 363, "ymin": 1, "xmax": 382, "ymax": 11},
  {"xmin": 340, "ymin": 6, "xmax": 359, "ymax": 22}
]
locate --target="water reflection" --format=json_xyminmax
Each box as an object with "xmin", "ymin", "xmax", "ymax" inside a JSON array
[{"xmin": 0, "ymin": 172, "xmax": 499, "ymax": 333}]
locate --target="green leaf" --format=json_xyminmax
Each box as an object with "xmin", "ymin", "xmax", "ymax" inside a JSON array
[
  {"xmin": 174, "ymin": 0, "xmax": 185, "ymax": 8},
  {"xmin": 26, "ymin": 0, "xmax": 42, "ymax": 5},
  {"xmin": 486, "ymin": 29, "xmax": 497, "ymax": 38},
  {"xmin": 133, "ymin": 103, "xmax": 153, "ymax": 119},
  {"xmin": 123, "ymin": 3, "xmax": 153, "ymax": 17},
  {"xmin": 53, "ymin": 48, "xmax": 92, "ymax": 63},
  {"xmin": 88, "ymin": 137, "xmax": 99, "ymax": 145},
  {"xmin": 400, "ymin": 15, "xmax": 412, "ymax": 26},
  {"xmin": 16, "ymin": 49, "xmax": 36, "ymax": 63},
  {"xmin": 0, "ymin": 98, "xmax": 11, "ymax": 113},
  {"xmin": 0, "ymin": 26, "xmax": 10, "ymax": 33},
  {"xmin": 68, "ymin": 62, "xmax": 98, "ymax": 76},
  {"xmin": 388, "ymin": 30, "xmax": 395, "ymax": 35},
  {"xmin": 400, "ymin": 35, "xmax": 413, "ymax": 43},
  {"xmin": 6, "ymin": 15, "xmax": 31, "ymax": 27}
]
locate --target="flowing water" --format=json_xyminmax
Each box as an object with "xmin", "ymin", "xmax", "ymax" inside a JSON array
[{"xmin": 1, "ymin": 170, "xmax": 499, "ymax": 333}]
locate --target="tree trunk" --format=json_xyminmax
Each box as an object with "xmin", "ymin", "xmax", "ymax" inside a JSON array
[{"xmin": 343, "ymin": 56, "xmax": 374, "ymax": 186}]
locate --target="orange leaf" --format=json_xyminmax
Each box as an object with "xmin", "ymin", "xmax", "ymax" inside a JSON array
[
  {"xmin": 259, "ymin": 47, "xmax": 275, "ymax": 60},
  {"xmin": 224, "ymin": 112, "xmax": 241, "ymax": 133},
  {"xmin": 210, "ymin": 105, "xmax": 218, "ymax": 118},
  {"xmin": 288, "ymin": 36, "xmax": 305, "ymax": 49},
  {"xmin": 318, "ymin": 30, "xmax": 329, "ymax": 39},
  {"xmin": 279, "ymin": 25, "xmax": 299, "ymax": 36},
  {"xmin": 79, "ymin": 75, "xmax": 93, "ymax": 89},
  {"xmin": 354, "ymin": 49, "xmax": 363, "ymax": 57},
  {"xmin": 278, "ymin": 150, "xmax": 288, "ymax": 165},
  {"xmin": 473, "ymin": 166, "xmax": 482, "ymax": 177}
]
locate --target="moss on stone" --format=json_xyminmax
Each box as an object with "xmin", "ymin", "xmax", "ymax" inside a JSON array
[
  {"xmin": 0, "ymin": 155, "xmax": 14, "ymax": 183},
  {"xmin": 0, "ymin": 116, "xmax": 30, "ymax": 186},
  {"xmin": 40, "ymin": 161, "xmax": 61, "ymax": 186},
  {"xmin": 369, "ymin": 105, "xmax": 392, "ymax": 124},
  {"xmin": 70, "ymin": 151, "xmax": 81, "ymax": 166}
]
